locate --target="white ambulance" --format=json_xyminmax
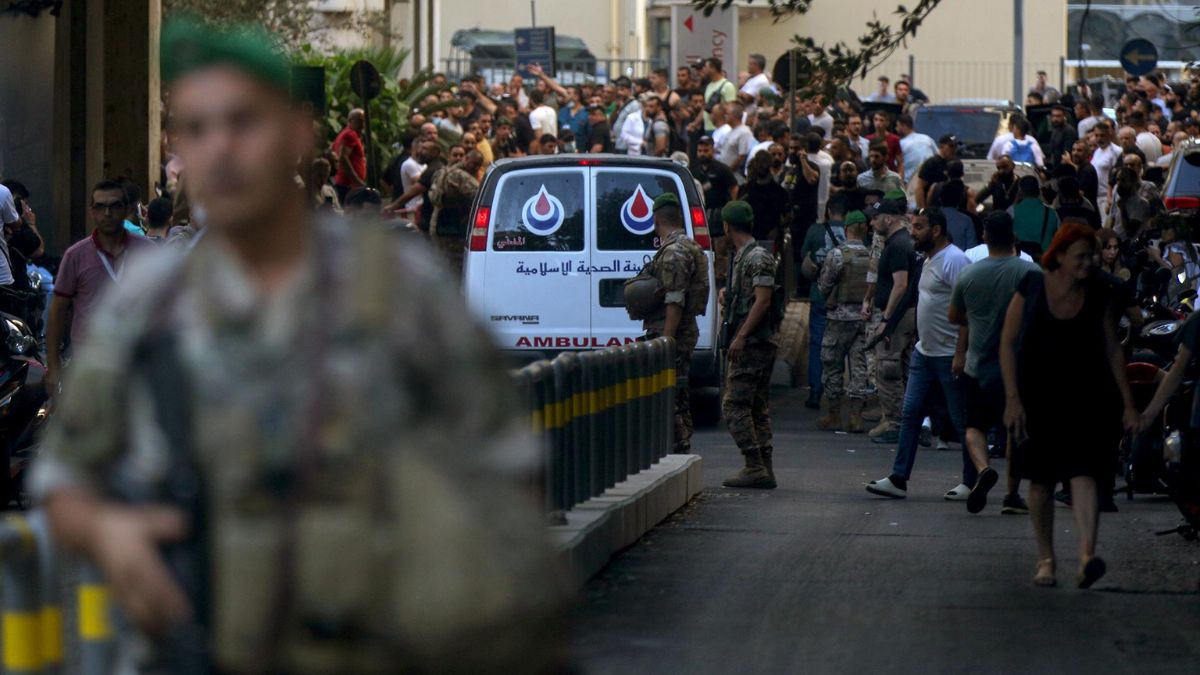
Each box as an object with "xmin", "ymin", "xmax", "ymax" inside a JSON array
[{"xmin": 462, "ymin": 155, "xmax": 721, "ymax": 408}]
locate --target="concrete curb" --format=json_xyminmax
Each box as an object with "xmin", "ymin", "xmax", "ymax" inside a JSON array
[{"xmin": 548, "ymin": 454, "xmax": 704, "ymax": 585}]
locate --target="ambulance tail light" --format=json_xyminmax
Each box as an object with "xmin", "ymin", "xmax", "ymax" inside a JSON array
[
  {"xmin": 469, "ymin": 207, "xmax": 491, "ymax": 251},
  {"xmin": 690, "ymin": 206, "xmax": 712, "ymax": 249}
]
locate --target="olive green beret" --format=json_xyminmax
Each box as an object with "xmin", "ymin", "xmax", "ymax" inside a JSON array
[
  {"xmin": 883, "ymin": 189, "xmax": 908, "ymax": 203},
  {"xmin": 721, "ymin": 200, "xmax": 754, "ymax": 228},
  {"xmin": 161, "ymin": 16, "xmax": 290, "ymax": 93},
  {"xmin": 845, "ymin": 210, "xmax": 867, "ymax": 226},
  {"xmin": 652, "ymin": 193, "xmax": 680, "ymax": 212},
  {"xmin": 495, "ymin": 117, "xmax": 513, "ymax": 128}
]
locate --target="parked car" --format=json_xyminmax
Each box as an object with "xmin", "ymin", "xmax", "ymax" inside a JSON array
[
  {"xmin": 1162, "ymin": 139, "xmax": 1200, "ymax": 215},
  {"xmin": 462, "ymin": 154, "xmax": 722, "ymax": 419}
]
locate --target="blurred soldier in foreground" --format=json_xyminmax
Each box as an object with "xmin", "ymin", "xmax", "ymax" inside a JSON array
[
  {"xmin": 33, "ymin": 18, "xmax": 565, "ymax": 674},
  {"xmin": 719, "ymin": 201, "xmax": 779, "ymax": 490},
  {"xmin": 642, "ymin": 193, "xmax": 710, "ymax": 453},
  {"xmin": 816, "ymin": 210, "xmax": 872, "ymax": 433}
]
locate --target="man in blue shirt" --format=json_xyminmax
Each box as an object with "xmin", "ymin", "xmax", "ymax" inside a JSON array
[{"xmin": 896, "ymin": 113, "xmax": 937, "ymax": 190}]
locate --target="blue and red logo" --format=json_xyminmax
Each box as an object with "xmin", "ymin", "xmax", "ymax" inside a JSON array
[
  {"xmin": 620, "ymin": 185, "xmax": 657, "ymax": 236},
  {"xmin": 521, "ymin": 184, "xmax": 565, "ymax": 236}
]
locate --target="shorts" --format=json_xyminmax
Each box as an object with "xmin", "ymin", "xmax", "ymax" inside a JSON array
[{"xmin": 963, "ymin": 374, "xmax": 1005, "ymax": 433}]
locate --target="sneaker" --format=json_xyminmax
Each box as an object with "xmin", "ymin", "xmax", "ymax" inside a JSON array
[
  {"xmin": 870, "ymin": 430, "xmax": 900, "ymax": 445},
  {"xmin": 987, "ymin": 444, "xmax": 1005, "ymax": 460},
  {"xmin": 918, "ymin": 427, "xmax": 933, "ymax": 447},
  {"xmin": 936, "ymin": 438, "xmax": 951, "ymax": 451},
  {"xmin": 967, "ymin": 467, "xmax": 999, "ymax": 514},
  {"xmin": 866, "ymin": 475, "xmax": 907, "ymax": 499},
  {"xmin": 1001, "ymin": 494, "xmax": 1030, "ymax": 515},
  {"xmin": 944, "ymin": 483, "xmax": 971, "ymax": 501}
]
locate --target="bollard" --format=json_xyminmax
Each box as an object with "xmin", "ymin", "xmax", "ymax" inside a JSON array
[
  {"xmin": 661, "ymin": 337, "xmax": 677, "ymax": 461},
  {"xmin": 599, "ymin": 349, "xmax": 618, "ymax": 491},
  {"xmin": 579, "ymin": 352, "xmax": 604, "ymax": 500},
  {"xmin": 652, "ymin": 338, "xmax": 669, "ymax": 461},
  {"xmin": 620, "ymin": 345, "xmax": 638, "ymax": 485},
  {"xmin": 551, "ymin": 354, "xmax": 574, "ymax": 510},
  {"xmin": 77, "ymin": 563, "xmax": 116, "ymax": 674},
  {"xmin": 31, "ymin": 512, "xmax": 62, "ymax": 675},
  {"xmin": 2, "ymin": 514, "xmax": 43, "ymax": 675},
  {"xmin": 637, "ymin": 342, "xmax": 653, "ymax": 471}
]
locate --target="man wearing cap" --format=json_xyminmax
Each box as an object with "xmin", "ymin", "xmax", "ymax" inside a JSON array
[
  {"xmin": 914, "ymin": 135, "xmax": 958, "ymax": 209},
  {"xmin": 719, "ymin": 200, "xmax": 779, "ymax": 489},
  {"xmin": 816, "ymin": 210, "xmax": 872, "ymax": 432},
  {"xmin": 862, "ymin": 191, "xmax": 918, "ymax": 440},
  {"xmin": 642, "ymin": 193, "xmax": 711, "ymax": 453},
  {"xmin": 34, "ymin": 18, "xmax": 564, "ymax": 672}
]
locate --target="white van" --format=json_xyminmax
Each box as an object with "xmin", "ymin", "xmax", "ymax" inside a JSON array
[{"xmin": 462, "ymin": 155, "xmax": 722, "ymax": 402}]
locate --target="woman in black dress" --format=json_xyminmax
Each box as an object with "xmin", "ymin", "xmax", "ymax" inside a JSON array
[{"xmin": 999, "ymin": 222, "xmax": 1139, "ymax": 589}]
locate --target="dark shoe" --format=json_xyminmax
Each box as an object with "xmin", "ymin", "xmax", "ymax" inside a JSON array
[
  {"xmin": 1055, "ymin": 488, "xmax": 1072, "ymax": 507},
  {"xmin": 967, "ymin": 467, "xmax": 999, "ymax": 514},
  {"xmin": 1000, "ymin": 494, "xmax": 1030, "ymax": 515},
  {"xmin": 1099, "ymin": 496, "xmax": 1119, "ymax": 513},
  {"xmin": 1078, "ymin": 557, "xmax": 1107, "ymax": 589},
  {"xmin": 987, "ymin": 444, "xmax": 1005, "ymax": 460},
  {"xmin": 804, "ymin": 391, "xmax": 821, "ymax": 410},
  {"xmin": 871, "ymin": 430, "xmax": 900, "ymax": 445},
  {"xmin": 918, "ymin": 426, "xmax": 933, "ymax": 448}
]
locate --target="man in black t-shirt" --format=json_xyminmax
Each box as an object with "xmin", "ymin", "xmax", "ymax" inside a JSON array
[
  {"xmin": 865, "ymin": 197, "xmax": 918, "ymax": 438},
  {"xmin": 586, "ymin": 105, "xmax": 614, "ymax": 153},
  {"xmin": 690, "ymin": 135, "xmax": 737, "ymax": 285},
  {"xmin": 914, "ymin": 134, "xmax": 957, "ymax": 208},
  {"xmin": 416, "ymin": 152, "xmax": 446, "ymax": 233}
]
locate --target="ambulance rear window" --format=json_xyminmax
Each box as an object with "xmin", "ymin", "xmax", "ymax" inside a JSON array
[
  {"xmin": 491, "ymin": 170, "xmax": 585, "ymax": 252},
  {"xmin": 595, "ymin": 171, "xmax": 683, "ymax": 251}
]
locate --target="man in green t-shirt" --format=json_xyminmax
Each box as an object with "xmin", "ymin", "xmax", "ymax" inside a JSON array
[
  {"xmin": 701, "ymin": 57, "xmax": 737, "ymax": 132},
  {"xmin": 1008, "ymin": 175, "xmax": 1058, "ymax": 258}
]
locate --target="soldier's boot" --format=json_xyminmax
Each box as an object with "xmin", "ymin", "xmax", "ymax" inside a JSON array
[
  {"xmin": 816, "ymin": 399, "xmax": 843, "ymax": 431},
  {"xmin": 722, "ymin": 448, "xmax": 776, "ymax": 489},
  {"xmin": 759, "ymin": 446, "xmax": 778, "ymax": 488},
  {"xmin": 868, "ymin": 416, "xmax": 895, "ymax": 438},
  {"xmin": 846, "ymin": 399, "xmax": 866, "ymax": 434},
  {"xmin": 861, "ymin": 393, "xmax": 883, "ymax": 422}
]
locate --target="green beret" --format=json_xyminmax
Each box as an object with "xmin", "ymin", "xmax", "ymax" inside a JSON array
[
  {"xmin": 845, "ymin": 210, "xmax": 867, "ymax": 226},
  {"xmin": 161, "ymin": 16, "xmax": 290, "ymax": 93},
  {"xmin": 721, "ymin": 200, "xmax": 754, "ymax": 228},
  {"xmin": 495, "ymin": 117, "xmax": 513, "ymax": 128},
  {"xmin": 883, "ymin": 189, "xmax": 908, "ymax": 203},
  {"xmin": 652, "ymin": 193, "xmax": 680, "ymax": 213}
]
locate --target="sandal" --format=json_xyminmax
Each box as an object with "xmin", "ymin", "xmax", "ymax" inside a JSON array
[
  {"xmin": 1033, "ymin": 558, "xmax": 1057, "ymax": 587},
  {"xmin": 1078, "ymin": 556, "xmax": 1107, "ymax": 589}
]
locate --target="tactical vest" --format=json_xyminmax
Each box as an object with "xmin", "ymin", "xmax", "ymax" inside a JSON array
[
  {"xmin": 833, "ymin": 244, "xmax": 872, "ymax": 307},
  {"xmin": 681, "ymin": 239, "xmax": 710, "ymax": 317}
]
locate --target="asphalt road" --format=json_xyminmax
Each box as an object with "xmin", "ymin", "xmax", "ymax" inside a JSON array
[{"xmin": 571, "ymin": 387, "xmax": 1200, "ymax": 675}]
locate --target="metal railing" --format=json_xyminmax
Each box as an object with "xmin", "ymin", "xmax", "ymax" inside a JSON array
[
  {"xmin": 441, "ymin": 57, "xmax": 664, "ymax": 86},
  {"xmin": 513, "ymin": 337, "xmax": 676, "ymax": 514}
]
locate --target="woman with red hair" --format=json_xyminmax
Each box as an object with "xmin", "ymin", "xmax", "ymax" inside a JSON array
[{"xmin": 998, "ymin": 222, "xmax": 1139, "ymax": 589}]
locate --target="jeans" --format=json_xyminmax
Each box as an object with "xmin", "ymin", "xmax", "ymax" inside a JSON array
[
  {"xmin": 891, "ymin": 350, "xmax": 979, "ymax": 486},
  {"xmin": 808, "ymin": 301, "xmax": 827, "ymax": 397}
]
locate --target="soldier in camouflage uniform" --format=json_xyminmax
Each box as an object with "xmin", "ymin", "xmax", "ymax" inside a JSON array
[
  {"xmin": 643, "ymin": 193, "xmax": 711, "ymax": 453},
  {"xmin": 32, "ymin": 20, "xmax": 564, "ymax": 674},
  {"xmin": 816, "ymin": 210, "xmax": 872, "ymax": 433},
  {"xmin": 719, "ymin": 201, "xmax": 780, "ymax": 490},
  {"xmin": 430, "ymin": 149, "xmax": 484, "ymax": 281}
]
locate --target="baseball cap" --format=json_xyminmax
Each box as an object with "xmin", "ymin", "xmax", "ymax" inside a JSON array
[
  {"xmin": 697, "ymin": 135, "xmax": 714, "ymax": 146},
  {"xmin": 937, "ymin": 134, "xmax": 958, "ymax": 147}
]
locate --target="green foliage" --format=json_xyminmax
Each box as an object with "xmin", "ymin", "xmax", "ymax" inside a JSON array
[
  {"xmin": 691, "ymin": 0, "xmax": 944, "ymax": 98},
  {"xmin": 293, "ymin": 46, "xmax": 469, "ymax": 175}
]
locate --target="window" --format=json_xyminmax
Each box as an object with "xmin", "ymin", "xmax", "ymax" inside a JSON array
[
  {"xmin": 652, "ymin": 17, "xmax": 671, "ymax": 75},
  {"xmin": 491, "ymin": 170, "xmax": 586, "ymax": 252},
  {"xmin": 595, "ymin": 171, "xmax": 682, "ymax": 251}
]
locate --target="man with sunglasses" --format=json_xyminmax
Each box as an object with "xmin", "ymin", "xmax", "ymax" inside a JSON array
[{"xmin": 45, "ymin": 180, "xmax": 153, "ymax": 394}]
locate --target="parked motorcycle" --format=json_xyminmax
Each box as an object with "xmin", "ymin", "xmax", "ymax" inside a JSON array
[{"xmin": 0, "ymin": 311, "xmax": 48, "ymax": 508}]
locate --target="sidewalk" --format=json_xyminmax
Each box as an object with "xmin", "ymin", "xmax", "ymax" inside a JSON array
[{"xmin": 572, "ymin": 388, "xmax": 1200, "ymax": 675}]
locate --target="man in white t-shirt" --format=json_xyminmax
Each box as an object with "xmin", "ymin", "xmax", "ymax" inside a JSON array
[
  {"xmin": 527, "ymin": 88, "xmax": 558, "ymax": 154},
  {"xmin": 807, "ymin": 97, "xmax": 834, "ymax": 139},
  {"xmin": 717, "ymin": 102, "xmax": 755, "ymax": 173},
  {"xmin": 739, "ymin": 54, "xmax": 771, "ymax": 99},
  {"xmin": 1130, "ymin": 110, "xmax": 1163, "ymax": 164},
  {"xmin": 1090, "ymin": 121, "xmax": 1123, "ymax": 218},
  {"xmin": 807, "ymin": 135, "xmax": 835, "ymax": 222},
  {"xmin": 399, "ymin": 153, "xmax": 426, "ymax": 212},
  {"xmin": 0, "ymin": 184, "xmax": 19, "ymax": 286}
]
